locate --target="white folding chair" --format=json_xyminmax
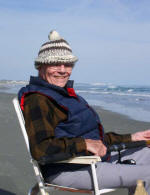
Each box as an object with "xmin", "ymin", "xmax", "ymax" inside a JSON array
[{"xmin": 13, "ymin": 97, "xmax": 115, "ymax": 195}]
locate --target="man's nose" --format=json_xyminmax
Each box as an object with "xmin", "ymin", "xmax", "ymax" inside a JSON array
[{"xmin": 59, "ymin": 65, "xmax": 66, "ymax": 72}]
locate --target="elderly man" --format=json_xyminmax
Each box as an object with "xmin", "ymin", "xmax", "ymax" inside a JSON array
[{"xmin": 18, "ymin": 30, "xmax": 150, "ymax": 194}]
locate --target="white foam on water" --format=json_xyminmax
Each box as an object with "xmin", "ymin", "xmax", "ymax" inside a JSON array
[{"xmin": 87, "ymin": 99, "xmax": 150, "ymax": 123}]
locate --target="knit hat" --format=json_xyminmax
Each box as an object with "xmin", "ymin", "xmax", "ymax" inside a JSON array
[{"xmin": 34, "ymin": 30, "xmax": 78, "ymax": 69}]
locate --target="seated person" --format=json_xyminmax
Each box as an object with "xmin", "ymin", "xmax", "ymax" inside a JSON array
[{"xmin": 18, "ymin": 30, "xmax": 150, "ymax": 195}]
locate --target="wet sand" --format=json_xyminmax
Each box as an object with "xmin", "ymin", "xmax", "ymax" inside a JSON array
[{"xmin": 0, "ymin": 92, "xmax": 150, "ymax": 195}]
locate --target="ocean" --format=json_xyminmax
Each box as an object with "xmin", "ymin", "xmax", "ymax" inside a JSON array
[{"xmin": 0, "ymin": 79, "xmax": 150, "ymax": 122}]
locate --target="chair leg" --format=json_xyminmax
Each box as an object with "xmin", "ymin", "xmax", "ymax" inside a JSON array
[
  {"xmin": 39, "ymin": 188, "xmax": 49, "ymax": 195},
  {"xmin": 28, "ymin": 183, "xmax": 39, "ymax": 195},
  {"xmin": 91, "ymin": 163, "xmax": 100, "ymax": 195}
]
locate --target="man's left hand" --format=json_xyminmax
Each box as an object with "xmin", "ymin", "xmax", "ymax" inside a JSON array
[{"xmin": 132, "ymin": 129, "xmax": 150, "ymax": 142}]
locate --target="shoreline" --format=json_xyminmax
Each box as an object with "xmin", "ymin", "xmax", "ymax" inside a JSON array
[
  {"xmin": 92, "ymin": 105, "xmax": 150, "ymax": 134},
  {"xmin": 0, "ymin": 92, "xmax": 150, "ymax": 195}
]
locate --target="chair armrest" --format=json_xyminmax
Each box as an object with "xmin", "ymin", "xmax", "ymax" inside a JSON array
[
  {"xmin": 38, "ymin": 154, "xmax": 101, "ymax": 165},
  {"xmin": 57, "ymin": 156, "xmax": 101, "ymax": 164}
]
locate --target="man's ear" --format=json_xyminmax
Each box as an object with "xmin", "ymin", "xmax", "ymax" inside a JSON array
[{"xmin": 38, "ymin": 66, "xmax": 43, "ymax": 77}]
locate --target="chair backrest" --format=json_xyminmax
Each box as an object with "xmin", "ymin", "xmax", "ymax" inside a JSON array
[
  {"xmin": 13, "ymin": 97, "xmax": 49, "ymax": 195},
  {"xmin": 12, "ymin": 97, "xmax": 31, "ymax": 155}
]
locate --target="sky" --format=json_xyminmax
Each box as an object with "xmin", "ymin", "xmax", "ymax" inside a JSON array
[{"xmin": 1, "ymin": 0, "xmax": 150, "ymax": 85}]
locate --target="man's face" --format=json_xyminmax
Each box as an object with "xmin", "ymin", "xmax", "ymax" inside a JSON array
[{"xmin": 39, "ymin": 64, "xmax": 73, "ymax": 87}]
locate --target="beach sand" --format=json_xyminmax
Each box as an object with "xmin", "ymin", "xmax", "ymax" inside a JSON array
[{"xmin": 0, "ymin": 92, "xmax": 150, "ymax": 195}]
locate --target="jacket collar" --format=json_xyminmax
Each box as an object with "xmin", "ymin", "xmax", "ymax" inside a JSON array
[{"xmin": 29, "ymin": 76, "xmax": 75, "ymax": 96}]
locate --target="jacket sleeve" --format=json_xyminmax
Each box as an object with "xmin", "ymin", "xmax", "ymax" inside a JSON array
[
  {"xmin": 104, "ymin": 132, "xmax": 131, "ymax": 145},
  {"xmin": 23, "ymin": 93, "xmax": 86, "ymax": 160}
]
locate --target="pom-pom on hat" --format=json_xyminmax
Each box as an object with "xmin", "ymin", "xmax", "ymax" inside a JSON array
[{"xmin": 34, "ymin": 30, "xmax": 78, "ymax": 69}]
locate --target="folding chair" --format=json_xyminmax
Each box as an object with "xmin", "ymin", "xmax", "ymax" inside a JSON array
[{"xmin": 13, "ymin": 97, "xmax": 115, "ymax": 195}]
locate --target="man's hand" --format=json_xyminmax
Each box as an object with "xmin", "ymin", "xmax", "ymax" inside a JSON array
[
  {"xmin": 132, "ymin": 129, "xmax": 150, "ymax": 142},
  {"xmin": 85, "ymin": 139, "xmax": 107, "ymax": 157}
]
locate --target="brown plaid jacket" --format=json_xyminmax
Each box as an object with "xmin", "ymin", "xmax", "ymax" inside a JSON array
[{"xmin": 23, "ymin": 93, "xmax": 131, "ymax": 160}]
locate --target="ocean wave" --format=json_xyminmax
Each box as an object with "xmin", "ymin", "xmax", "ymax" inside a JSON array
[
  {"xmin": 0, "ymin": 86, "xmax": 10, "ymax": 90},
  {"xmin": 0, "ymin": 80, "xmax": 28, "ymax": 85},
  {"xmin": 91, "ymin": 82, "xmax": 108, "ymax": 86},
  {"xmin": 104, "ymin": 91, "xmax": 150, "ymax": 98},
  {"xmin": 77, "ymin": 89, "xmax": 150, "ymax": 98},
  {"xmin": 107, "ymin": 85, "xmax": 117, "ymax": 89},
  {"xmin": 127, "ymin": 89, "xmax": 134, "ymax": 92},
  {"xmin": 76, "ymin": 90, "xmax": 101, "ymax": 94},
  {"xmin": 75, "ymin": 82, "xmax": 150, "ymax": 97}
]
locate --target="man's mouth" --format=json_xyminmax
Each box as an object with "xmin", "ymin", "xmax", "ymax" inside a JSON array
[{"xmin": 54, "ymin": 76, "xmax": 68, "ymax": 79}]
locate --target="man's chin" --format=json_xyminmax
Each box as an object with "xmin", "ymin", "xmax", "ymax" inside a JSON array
[
  {"xmin": 47, "ymin": 77, "xmax": 69, "ymax": 87},
  {"xmin": 55, "ymin": 81, "xmax": 68, "ymax": 88}
]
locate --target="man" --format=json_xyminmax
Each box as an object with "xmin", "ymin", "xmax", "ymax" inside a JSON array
[{"xmin": 18, "ymin": 30, "xmax": 150, "ymax": 194}]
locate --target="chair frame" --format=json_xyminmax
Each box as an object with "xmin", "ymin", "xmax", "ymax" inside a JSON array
[{"xmin": 13, "ymin": 97, "xmax": 115, "ymax": 195}]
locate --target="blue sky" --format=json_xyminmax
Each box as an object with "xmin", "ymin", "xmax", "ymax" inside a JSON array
[{"xmin": 1, "ymin": 0, "xmax": 150, "ymax": 85}]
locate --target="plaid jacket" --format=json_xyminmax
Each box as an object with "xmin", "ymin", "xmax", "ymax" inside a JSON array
[{"xmin": 23, "ymin": 93, "xmax": 131, "ymax": 160}]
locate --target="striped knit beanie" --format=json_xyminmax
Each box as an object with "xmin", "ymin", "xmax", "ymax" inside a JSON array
[{"xmin": 34, "ymin": 30, "xmax": 78, "ymax": 69}]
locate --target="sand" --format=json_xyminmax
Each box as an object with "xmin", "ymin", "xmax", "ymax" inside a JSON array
[{"xmin": 0, "ymin": 92, "xmax": 150, "ymax": 195}]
